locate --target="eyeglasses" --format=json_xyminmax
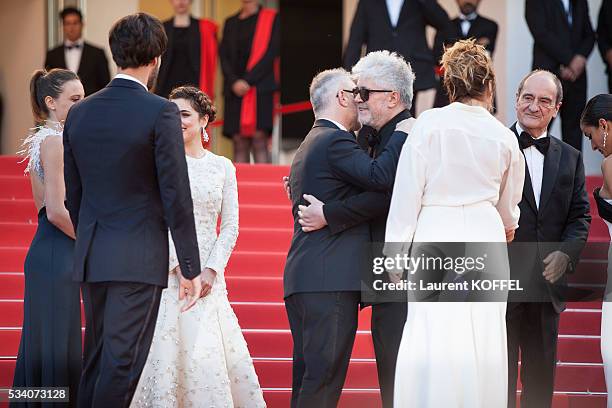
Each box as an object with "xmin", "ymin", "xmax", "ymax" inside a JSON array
[
  {"xmin": 518, "ymin": 94, "xmax": 557, "ymax": 110},
  {"xmin": 344, "ymin": 87, "xmax": 394, "ymax": 102}
]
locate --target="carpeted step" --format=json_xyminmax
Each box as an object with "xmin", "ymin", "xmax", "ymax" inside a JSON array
[
  {"xmin": 0, "ymin": 199, "xmax": 293, "ymax": 228},
  {"xmin": 0, "ymin": 247, "xmax": 287, "ymax": 277}
]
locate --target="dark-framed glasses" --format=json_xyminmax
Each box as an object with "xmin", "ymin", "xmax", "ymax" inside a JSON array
[{"xmin": 344, "ymin": 87, "xmax": 394, "ymax": 102}]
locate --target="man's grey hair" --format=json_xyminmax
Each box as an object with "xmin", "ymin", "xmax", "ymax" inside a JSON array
[
  {"xmin": 309, "ymin": 68, "xmax": 352, "ymax": 115},
  {"xmin": 351, "ymin": 50, "xmax": 415, "ymax": 109},
  {"xmin": 516, "ymin": 69, "xmax": 564, "ymax": 104}
]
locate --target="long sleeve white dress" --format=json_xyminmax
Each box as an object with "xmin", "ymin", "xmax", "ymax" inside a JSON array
[{"xmin": 131, "ymin": 151, "xmax": 266, "ymax": 408}]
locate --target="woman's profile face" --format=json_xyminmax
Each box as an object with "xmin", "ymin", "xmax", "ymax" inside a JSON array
[
  {"xmin": 46, "ymin": 79, "xmax": 84, "ymax": 122},
  {"xmin": 582, "ymin": 119, "xmax": 610, "ymax": 157}
]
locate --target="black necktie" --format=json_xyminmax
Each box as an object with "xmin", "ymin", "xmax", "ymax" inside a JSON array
[
  {"xmin": 367, "ymin": 130, "xmax": 380, "ymax": 158},
  {"xmin": 65, "ymin": 44, "xmax": 81, "ymax": 50},
  {"xmin": 519, "ymin": 131, "xmax": 550, "ymax": 155}
]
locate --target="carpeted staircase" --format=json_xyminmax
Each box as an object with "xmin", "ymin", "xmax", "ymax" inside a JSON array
[{"xmin": 0, "ymin": 154, "xmax": 608, "ymax": 407}]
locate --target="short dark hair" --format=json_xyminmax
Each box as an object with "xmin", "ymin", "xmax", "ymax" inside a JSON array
[
  {"xmin": 581, "ymin": 94, "xmax": 612, "ymax": 127},
  {"xmin": 29, "ymin": 69, "xmax": 80, "ymax": 123},
  {"xmin": 108, "ymin": 13, "xmax": 167, "ymax": 69},
  {"xmin": 169, "ymin": 86, "xmax": 217, "ymax": 123},
  {"xmin": 516, "ymin": 69, "xmax": 563, "ymax": 105},
  {"xmin": 60, "ymin": 7, "xmax": 82, "ymax": 22}
]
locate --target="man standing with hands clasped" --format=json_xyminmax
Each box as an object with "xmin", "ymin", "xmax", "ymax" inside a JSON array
[
  {"xmin": 506, "ymin": 69, "xmax": 591, "ymax": 408},
  {"xmin": 525, "ymin": 0, "xmax": 595, "ymax": 151}
]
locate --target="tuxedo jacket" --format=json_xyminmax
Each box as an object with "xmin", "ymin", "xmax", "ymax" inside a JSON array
[
  {"xmin": 63, "ymin": 78, "xmax": 201, "ymax": 287},
  {"xmin": 508, "ymin": 124, "xmax": 591, "ymax": 312},
  {"xmin": 45, "ymin": 42, "xmax": 110, "ymax": 96},
  {"xmin": 433, "ymin": 14, "xmax": 498, "ymax": 65},
  {"xmin": 284, "ymin": 119, "xmax": 406, "ymax": 298},
  {"xmin": 598, "ymin": 0, "xmax": 612, "ymax": 71},
  {"xmin": 343, "ymin": 0, "xmax": 449, "ymax": 91},
  {"xmin": 525, "ymin": 0, "xmax": 595, "ymax": 74}
]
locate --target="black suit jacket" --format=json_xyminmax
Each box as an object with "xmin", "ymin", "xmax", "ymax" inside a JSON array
[
  {"xmin": 508, "ymin": 124, "xmax": 591, "ymax": 312},
  {"xmin": 283, "ymin": 119, "xmax": 406, "ymax": 298},
  {"xmin": 525, "ymin": 0, "xmax": 595, "ymax": 74},
  {"xmin": 598, "ymin": 0, "xmax": 612, "ymax": 71},
  {"xmin": 63, "ymin": 78, "xmax": 201, "ymax": 287},
  {"xmin": 433, "ymin": 14, "xmax": 498, "ymax": 65},
  {"xmin": 45, "ymin": 42, "xmax": 110, "ymax": 96},
  {"xmin": 323, "ymin": 110, "xmax": 410, "ymax": 241},
  {"xmin": 343, "ymin": 0, "xmax": 449, "ymax": 91}
]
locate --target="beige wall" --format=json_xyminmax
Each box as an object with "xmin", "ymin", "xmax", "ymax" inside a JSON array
[
  {"xmin": 0, "ymin": 0, "xmax": 46, "ymax": 155},
  {"xmin": 85, "ymin": 0, "xmax": 139, "ymax": 77}
]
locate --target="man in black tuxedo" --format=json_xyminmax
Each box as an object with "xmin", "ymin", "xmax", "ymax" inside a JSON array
[
  {"xmin": 284, "ymin": 65, "xmax": 410, "ymax": 408},
  {"xmin": 525, "ymin": 0, "xmax": 595, "ymax": 151},
  {"xmin": 45, "ymin": 7, "xmax": 110, "ymax": 96},
  {"xmin": 63, "ymin": 13, "xmax": 203, "ymax": 407},
  {"xmin": 433, "ymin": 0, "xmax": 498, "ymax": 107},
  {"xmin": 343, "ymin": 0, "xmax": 448, "ymax": 114},
  {"xmin": 598, "ymin": 0, "xmax": 612, "ymax": 93},
  {"xmin": 294, "ymin": 51, "xmax": 415, "ymax": 408},
  {"xmin": 506, "ymin": 70, "xmax": 591, "ymax": 408}
]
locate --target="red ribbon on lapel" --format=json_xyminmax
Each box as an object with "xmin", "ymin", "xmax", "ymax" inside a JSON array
[{"xmin": 239, "ymin": 8, "xmax": 277, "ymax": 136}]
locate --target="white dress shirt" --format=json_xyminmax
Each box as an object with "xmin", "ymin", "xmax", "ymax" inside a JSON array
[
  {"xmin": 560, "ymin": 0, "xmax": 572, "ymax": 25},
  {"xmin": 320, "ymin": 117, "xmax": 347, "ymax": 131},
  {"xmin": 458, "ymin": 12, "xmax": 478, "ymax": 36},
  {"xmin": 64, "ymin": 38, "xmax": 84, "ymax": 74},
  {"xmin": 516, "ymin": 123, "xmax": 547, "ymax": 209},
  {"xmin": 386, "ymin": 0, "xmax": 404, "ymax": 27},
  {"xmin": 114, "ymin": 73, "xmax": 148, "ymax": 91}
]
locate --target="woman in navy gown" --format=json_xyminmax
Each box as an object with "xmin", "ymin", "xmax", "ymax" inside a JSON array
[{"xmin": 12, "ymin": 69, "xmax": 84, "ymax": 407}]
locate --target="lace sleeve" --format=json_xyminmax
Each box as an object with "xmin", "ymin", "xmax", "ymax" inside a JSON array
[{"xmin": 205, "ymin": 158, "xmax": 239, "ymax": 275}]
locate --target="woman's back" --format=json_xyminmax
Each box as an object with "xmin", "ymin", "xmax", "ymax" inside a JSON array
[{"xmin": 409, "ymin": 102, "xmax": 520, "ymax": 208}]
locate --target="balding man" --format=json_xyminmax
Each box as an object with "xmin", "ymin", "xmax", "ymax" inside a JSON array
[
  {"xmin": 506, "ymin": 70, "xmax": 591, "ymax": 408},
  {"xmin": 283, "ymin": 68, "xmax": 410, "ymax": 408}
]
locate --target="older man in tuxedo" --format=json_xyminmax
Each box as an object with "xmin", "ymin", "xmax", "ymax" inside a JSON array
[
  {"xmin": 45, "ymin": 7, "xmax": 110, "ymax": 96},
  {"xmin": 284, "ymin": 66, "xmax": 411, "ymax": 408},
  {"xmin": 344, "ymin": 0, "xmax": 448, "ymax": 114},
  {"xmin": 525, "ymin": 0, "xmax": 595, "ymax": 151},
  {"xmin": 506, "ymin": 70, "xmax": 591, "ymax": 408}
]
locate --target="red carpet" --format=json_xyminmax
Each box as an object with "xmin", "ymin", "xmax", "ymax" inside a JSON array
[{"xmin": 0, "ymin": 155, "xmax": 608, "ymax": 407}]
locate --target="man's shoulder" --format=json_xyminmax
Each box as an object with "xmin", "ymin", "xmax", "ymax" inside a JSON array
[
  {"xmin": 46, "ymin": 45, "xmax": 63, "ymax": 59},
  {"xmin": 551, "ymin": 135, "xmax": 582, "ymax": 158},
  {"xmin": 476, "ymin": 15, "xmax": 499, "ymax": 29},
  {"xmin": 83, "ymin": 42, "xmax": 107, "ymax": 55}
]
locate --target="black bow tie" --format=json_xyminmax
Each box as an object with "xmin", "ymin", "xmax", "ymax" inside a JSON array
[
  {"xmin": 519, "ymin": 131, "xmax": 550, "ymax": 155},
  {"xmin": 65, "ymin": 43, "xmax": 81, "ymax": 50}
]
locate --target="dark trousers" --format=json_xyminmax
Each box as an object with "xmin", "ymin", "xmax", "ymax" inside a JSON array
[
  {"xmin": 557, "ymin": 74, "xmax": 587, "ymax": 151},
  {"xmin": 78, "ymin": 282, "xmax": 162, "ymax": 408},
  {"xmin": 506, "ymin": 302, "xmax": 560, "ymax": 408},
  {"xmin": 371, "ymin": 302, "xmax": 407, "ymax": 408},
  {"xmin": 285, "ymin": 291, "xmax": 360, "ymax": 408}
]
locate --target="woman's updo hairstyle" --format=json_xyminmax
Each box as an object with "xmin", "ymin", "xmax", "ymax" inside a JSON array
[
  {"xmin": 440, "ymin": 39, "xmax": 496, "ymax": 104},
  {"xmin": 29, "ymin": 68, "xmax": 79, "ymax": 123},
  {"xmin": 169, "ymin": 85, "xmax": 217, "ymax": 123}
]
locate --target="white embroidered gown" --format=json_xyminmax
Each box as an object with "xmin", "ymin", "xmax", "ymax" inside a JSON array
[{"xmin": 131, "ymin": 152, "xmax": 266, "ymax": 407}]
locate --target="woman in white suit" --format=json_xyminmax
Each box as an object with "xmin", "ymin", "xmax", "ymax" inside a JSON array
[{"xmin": 386, "ymin": 39, "xmax": 525, "ymax": 407}]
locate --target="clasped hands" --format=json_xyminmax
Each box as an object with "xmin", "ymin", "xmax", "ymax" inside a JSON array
[
  {"xmin": 171, "ymin": 265, "xmax": 217, "ymax": 312},
  {"xmin": 560, "ymin": 55, "xmax": 587, "ymax": 82}
]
